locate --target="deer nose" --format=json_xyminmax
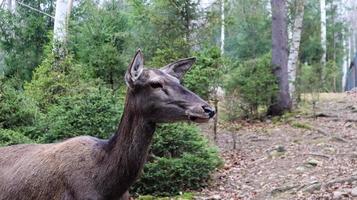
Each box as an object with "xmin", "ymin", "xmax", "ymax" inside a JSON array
[{"xmin": 202, "ymin": 105, "xmax": 215, "ymax": 118}]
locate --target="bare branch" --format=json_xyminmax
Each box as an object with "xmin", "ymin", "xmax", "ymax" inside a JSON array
[{"xmin": 16, "ymin": 1, "xmax": 54, "ymax": 19}]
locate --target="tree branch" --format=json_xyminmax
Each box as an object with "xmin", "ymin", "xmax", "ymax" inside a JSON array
[{"xmin": 16, "ymin": 1, "xmax": 54, "ymax": 19}]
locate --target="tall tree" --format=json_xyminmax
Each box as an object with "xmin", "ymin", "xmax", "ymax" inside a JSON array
[
  {"xmin": 130, "ymin": 0, "xmax": 199, "ymax": 64},
  {"xmin": 53, "ymin": 0, "xmax": 73, "ymax": 58},
  {"xmin": 320, "ymin": 0, "xmax": 326, "ymax": 69},
  {"xmin": 69, "ymin": 1, "xmax": 130, "ymax": 90},
  {"xmin": 342, "ymin": 32, "xmax": 348, "ymax": 90},
  {"xmin": 268, "ymin": 0, "xmax": 291, "ymax": 115},
  {"xmin": 5, "ymin": 0, "xmax": 15, "ymax": 13},
  {"xmin": 287, "ymin": 0, "xmax": 305, "ymax": 106},
  {"xmin": 220, "ymin": 0, "xmax": 225, "ymax": 55},
  {"xmin": 224, "ymin": 0, "xmax": 271, "ymax": 60}
]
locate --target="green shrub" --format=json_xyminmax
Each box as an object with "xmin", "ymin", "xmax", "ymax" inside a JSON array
[
  {"xmin": 23, "ymin": 51, "xmax": 123, "ymax": 142},
  {"xmin": 149, "ymin": 46, "xmax": 223, "ymax": 100},
  {"xmin": 132, "ymin": 123, "xmax": 221, "ymax": 196},
  {"xmin": 0, "ymin": 79, "xmax": 38, "ymax": 129},
  {"xmin": 35, "ymin": 86, "xmax": 121, "ymax": 142},
  {"xmin": 184, "ymin": 47, "xmax": 222, "ymax": 99},
  {"xmin": 225, "ymin": 53, "xmax": 278, "ymax": 118},
  {"xmin": 69, "ymin": 1, "xmax": 130, "ymax": 89},
  {"xmin": 24, "ymin": 53, "xmax": 91, "ymax": 111},
  {"xmin": 151, "ymin": 123, "xmax": 214, "ymax": 158},
  {"xmin": 0, "ymin": 129, "xmax": 33, "ymax": 147}
]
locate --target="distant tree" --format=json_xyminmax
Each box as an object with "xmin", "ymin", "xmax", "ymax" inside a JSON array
[
  {"xmin": 129, "ymin": 0, "xmax": 200, "ymax": 63},
  {"xmin": 225, "ymin": 0, "xmax": 271, "ymax": 60},
  {"xmin": 320, "ymin": 0, "xmax": 327, "ymax": 71},
  {"xmin": 69, "ymin": 1, "xmax": 130, "ymax": 90},
  {"xmin": 0, "ymin": 0, "xmax": 54, "ymax": 84},
  {"xmin": 268, "ymin": 0, "xmax": 291, "ymax": 116}
]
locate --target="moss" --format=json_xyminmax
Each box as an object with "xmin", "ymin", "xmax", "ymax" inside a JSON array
[
  {"xmin": 138, "ymin": 192, "xmax": 194, "ymax": 200},
  {"xmin": 291, "ymin": 122, "xmax": 312, "ymax": 130}
]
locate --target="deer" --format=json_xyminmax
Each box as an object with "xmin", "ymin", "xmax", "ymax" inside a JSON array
[{"xmin": 0, "ymin": 49, "xmax": 215, "ymax": 200}]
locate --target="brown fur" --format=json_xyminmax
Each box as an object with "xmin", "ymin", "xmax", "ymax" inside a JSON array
[{"xmin": 0, "ymin": 50, "xmax": 214, "ymax": 200}]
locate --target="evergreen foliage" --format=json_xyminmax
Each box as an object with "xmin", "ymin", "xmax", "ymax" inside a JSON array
[
  {"xmin": 69, "ymin": 1, "xmax": 130, "ymax": 90},
  {"xmin": 132, "ymin": 123, "xmax": 221, "ymax": 196},
  {"xmin": 24, "ymin": 50, "xmax": 122, "ymax": 142},
  {"xmin": 0, "ymin": 78, "xmax": 38, "ymax": 130},
  {"xmin": 225, "ymin": 54, "xmax": 278, "ymax": 118},
  {"xmin": 0, "ymin": 129, "xmax": 33, "ymax": 147},
  {"xmin": 0, "ymin": 0, "xmax": 53, "ymax": 83}
]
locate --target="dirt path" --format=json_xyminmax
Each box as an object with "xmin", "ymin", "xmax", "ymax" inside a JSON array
[{"xmin": 195, "ymin": 93, "xmax": 357, "ymax": 200}]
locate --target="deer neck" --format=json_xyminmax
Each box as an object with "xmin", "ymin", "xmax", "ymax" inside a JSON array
[{"xmin": 101, "ymin": 90, "xmax": 156, "ymax": 198}]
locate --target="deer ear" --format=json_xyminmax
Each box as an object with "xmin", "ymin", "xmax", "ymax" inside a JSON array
[
  {"xmin": 125, "ymin": 49, "xmax": 144, "ymax": 86},
  {"xmin": 161, "ymin": 57, "xmax": 196, "ymax": 80}
]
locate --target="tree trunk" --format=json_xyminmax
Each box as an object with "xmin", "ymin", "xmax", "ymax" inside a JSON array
[
  {"xmin": 213, "ymin": 99, "xmax": 218, "ymax": 142},
  {"xmin": 53, "ymin": 0, "xmax": 73, "ymax": 58},
  {"xmin": 287, "ymin": 0, "xmax": 305, "ymax": 107},
  {"xmin": 5, "ymin": 0, "xmax": 15, "ymax": 13},
  {"xmin": 220, "ymin": 0, "xmax": 225, "ymax": 55},
  {"xmin": 348, "ymin": 28, "xmax": 352, "ymax": 67},
  {"xmin": 6, "ymin": 0, "xmax": 11, "ymax": 10},
  {"xmin": 342, "ymin": 34, "xmax": 348, "ymax": 91},
  {"xmin": 268, "ymin": 0, "xmax": 291, "ymax": 116},
  {"xmin": 320, "ymin": 0, "xmax": 327, "ymax": 72},
  {"xmin": 352, "ymin": 31, "xmax": 356, "ymax": 59},
  {"xmin": 331, "ymin": 2, "xmax": 336, "ymax": 62}
]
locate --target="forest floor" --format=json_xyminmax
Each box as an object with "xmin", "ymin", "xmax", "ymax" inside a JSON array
[{"xmin": 195, "ymin": 93, "xmax": 357, "ymax": 200}]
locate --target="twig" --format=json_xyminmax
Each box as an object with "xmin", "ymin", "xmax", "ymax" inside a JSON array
[
  {"xmin": 271, "ymin": 185, "xmax": 300, "ymax": 195},
  {"xmin": 298, "ymin": 181, "xmax": 321, "ymax": 193},
  {"xmin": 324, "ymin": 176, "xmax": 357, "ymax": 188},
  {"xmin": 330, "ymin": 136, "xmax": 348, "ymax": 143},
  {"xmin": 16, "ymin": 1, "xmax": 54, "ymax": 19},
  {"xmin": 313, "ymin": 127, "xmax": 328, "ymax": 136},
  {"xmin": 346, "ymin": 119, "xmax": 357, "ymax": 123},
  {"xmin": 303, "ymin": 153, "xmax": 330, "ymax": 159}
]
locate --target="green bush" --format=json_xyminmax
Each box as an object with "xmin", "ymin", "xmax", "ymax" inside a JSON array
[
  {"xmin": 149, "ymin": 46, "xmax": 223, "ymax": 100},
  {"xmin": 297, "ymin": 63, "xmax": 321, "ymax": 95},
  {"xmin": 23, "ymin": 51, "xmax": 123, "ymax": 142},
  {"xmin": 0, "ymin": 129, "xmax": 33, "ymax": 147},
  {"xmin": 132, "ymin": 123, "xmax": 221, "ymax": 196},
  {"xmin": 69, "ymin": 1, "xmax": 130, "ymax": 90},
  {"xmin": 24, "ymin": 53, "xmax": 91, "ymax": 111},
  {"xmin": 297, "ymin": 61, "xmax": 342, "ymax": 94},
  {"xmin": 35, "ymin": 86, "xmax": 121, "ymax": 142},
  {"xmin": 151, "ymin": 123, "xmax": 214, "ymax": 158},
  {"xmin": 225, "ymin": 53, "xmax": 278, "ymax": 118},
  {"xmin": 0, "ymin": 79, "xmax": 38, "ymax": 129},
  {"xmin": 184, "ymin": 47, "xmax": 222, "ymax": 99}
]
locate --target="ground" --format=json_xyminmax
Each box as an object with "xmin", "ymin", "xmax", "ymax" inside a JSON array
[{"xmin": 195, "ymin": 93, "xmax": 357, "ymax": 200}]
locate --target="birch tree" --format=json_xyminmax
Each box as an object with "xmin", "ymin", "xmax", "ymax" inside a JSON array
[
  {"xmin": 341, "ymin": 0, "xmax": 357, "ymax": 90},
  {"xmin": 220, "ymin": 0, "xmax": 224, "ymax": 55},
  {"xmin": 53, "ymin": 0, "xmax": 73, "ymax": 58},
  {"xmin": 268, "ymin": 0, "xmax": 291, "ymax": 116},
  {"xmin": 342, "ymin": 34, "xmax": 348, "ymax": 90},
  {"xmin": 320, "ymin": 0, "xmax": 326, "ymax": 69},
  {"xmin": 6, "ymin": 0, "xmax": 16, "ymax": 12},
  {"xmin": 287, "ymin": 0, "xmax": 305, "ymax": 106}
]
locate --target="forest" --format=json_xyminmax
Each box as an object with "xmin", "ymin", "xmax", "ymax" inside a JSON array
[{"xmin": 0, "ymin": 0, "xmax": 357, "ymax": 199}]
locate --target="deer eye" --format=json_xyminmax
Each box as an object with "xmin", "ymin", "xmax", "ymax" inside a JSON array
[{"xmin": 150, "ymin": 82, "xmax": 163, "ymax": 89}]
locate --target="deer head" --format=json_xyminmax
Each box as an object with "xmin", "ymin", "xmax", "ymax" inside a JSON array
[{"xmin": 125, "ymin": 49, "xmax": 215, "ymax": 123}]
